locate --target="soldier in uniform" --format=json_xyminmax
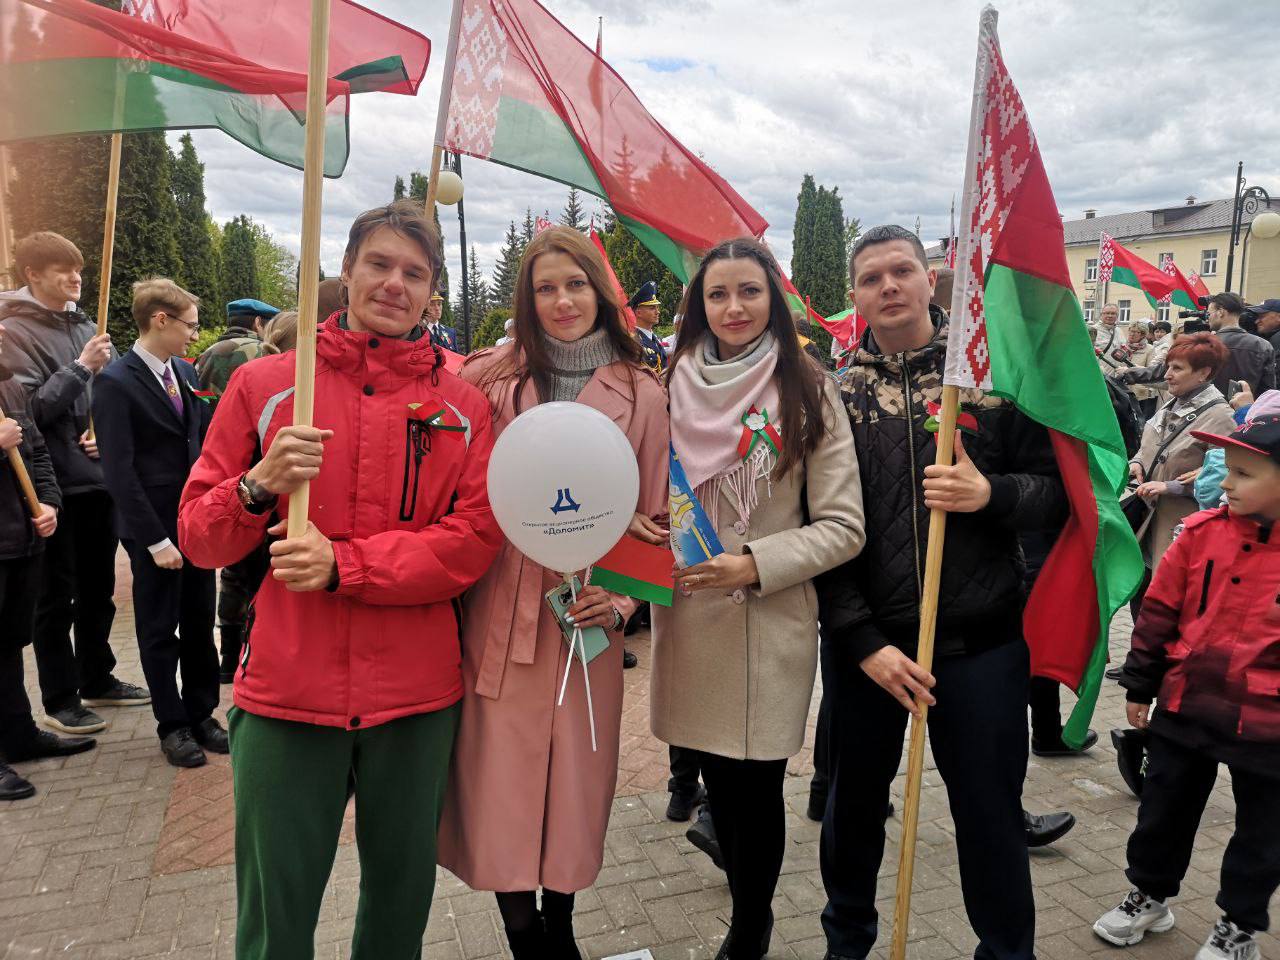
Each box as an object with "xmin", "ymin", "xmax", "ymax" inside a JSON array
[
  {"xmin": 194, "ymin": 298, "xmax": 278, "ymax": 684},
  {"xmin": 628, "ymin": 280, "xmax": 667, "ymax": 372},
  {"xmin": 424, "ymin": 293, "xmax": 459, "ymax": 352},
  {"xmin": 194, "ymin": 299, "xmax": 279, "ymax": 397}
]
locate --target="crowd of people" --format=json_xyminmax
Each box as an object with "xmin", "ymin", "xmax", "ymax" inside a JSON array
[{"xmin": 0, "ymin": 203, "xmax": 1277, "ymax": 960}]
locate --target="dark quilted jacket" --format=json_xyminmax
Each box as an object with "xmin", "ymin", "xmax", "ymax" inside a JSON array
[{"xmin": 816, "ymin": 308, "xmax": 1067, "ymax": 661}]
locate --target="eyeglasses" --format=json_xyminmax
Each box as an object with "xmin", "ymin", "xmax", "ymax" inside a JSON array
[{"xmin": 156, "ymin": 312, "xmax": 200, "ymax": 333}]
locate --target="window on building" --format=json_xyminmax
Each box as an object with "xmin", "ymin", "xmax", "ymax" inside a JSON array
[
  {"xmin": 1201, "ymin": 249, "xmax": 1218, "ymax": 276},
  {"xmin": 1083, "ymin": 299, "xmax": 1095, "ymax": 322},
  {"xmin": 1157, "ymin": 303, "xmax": 1171, "ymax": 324},
  {"xmin": 1159, "ymin": 252, "xmax": 1174, "ymax": 268},
  {"xmin": 1085, "ymin": 258, "xmax": 1098, "ymax": 282},
  {"xmin": 1118, "ymin": 300, "xmax": 1132, "ymax": 323}
]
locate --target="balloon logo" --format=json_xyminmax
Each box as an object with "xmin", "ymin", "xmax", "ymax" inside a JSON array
[{"xmin": 486, "ymin": 402, "xmax": 639, "ymax": 574}]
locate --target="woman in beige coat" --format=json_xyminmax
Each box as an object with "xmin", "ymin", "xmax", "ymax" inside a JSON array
[
  {"xmin": 1131, "ymin": 332, "xmax": 1235, "ymax": 569},
  {"xmin": 437, "ymin": 228, "xmax": 669, "ymax": 960},
  {"xmin": 651, "ymin": 238, "xmax": 865, "ymax": 960}
]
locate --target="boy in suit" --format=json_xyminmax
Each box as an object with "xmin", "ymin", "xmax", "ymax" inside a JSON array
[{"xmin": 92, "ymin": 279, "xmax": 222, "ymax": 768}]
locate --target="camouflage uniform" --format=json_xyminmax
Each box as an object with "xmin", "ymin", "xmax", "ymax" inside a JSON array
[
  {"xmin": 195, "ymin": 326, "xmax": 268, "ymax": 396},
  {"xmin": 194, "ymin": 325, "xmax": 270, "ymax": 680}
]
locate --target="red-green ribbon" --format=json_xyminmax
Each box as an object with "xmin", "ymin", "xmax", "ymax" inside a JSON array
[
  {"xmin": 923, "ymin": 401, "xmax": 979, "ymax": 437},
  {"xmin": 192, "ymin": 389, "xmax": 217, "ymax": 404},
  {"xmin": 737, "ymin": 405, "xmax": 781, "ymax": 461},
  {"xmin": 409, "ymin": 404, "xmax": 466, "ymax": 434}
]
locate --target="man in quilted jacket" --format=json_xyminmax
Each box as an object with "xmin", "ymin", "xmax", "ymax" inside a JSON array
[
  {"xmin": 179, "ymin": 201, "xmax": 502, "ymax": 960},
  {"xmin": 816, "ymin": 225, "xmax": 1066, "ymax": 960}
]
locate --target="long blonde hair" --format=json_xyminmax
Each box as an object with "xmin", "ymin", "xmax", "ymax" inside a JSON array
[{"xmin": 261, "ymin": 311, "xmax": 299, "ymax": 354}]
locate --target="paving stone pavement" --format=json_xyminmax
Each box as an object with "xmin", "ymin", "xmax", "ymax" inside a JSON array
[{"xmin": 2, "ymin": 550, "xmax": 1276, "ymax": 959}]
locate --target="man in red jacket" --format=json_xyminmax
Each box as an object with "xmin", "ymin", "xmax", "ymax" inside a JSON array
[{"xmin": 179, "ymin": 201, "xmax": 502, "ymax": 960}]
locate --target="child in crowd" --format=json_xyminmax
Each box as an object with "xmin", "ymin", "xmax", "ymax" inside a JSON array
[{"xmin": 1094, "ymin": 402, "xmax": 1280, "ymax": 960}]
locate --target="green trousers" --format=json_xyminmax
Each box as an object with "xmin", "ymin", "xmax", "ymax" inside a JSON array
[{"xmin": 228, "ymin": 704, "xmax": 460, "ymax": 960}]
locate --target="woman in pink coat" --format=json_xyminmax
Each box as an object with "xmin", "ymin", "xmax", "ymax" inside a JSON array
[{"xmin": 438, "ymin": 227, "xmax": 669, "ymax": 959}]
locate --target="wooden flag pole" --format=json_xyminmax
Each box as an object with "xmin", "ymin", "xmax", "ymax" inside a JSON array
[
  {"xmin": 889, "ymin": 382, "xmax": 959, "ymax": 960},
  {"xmin": 424, "ymin": 0, "xmax": 465, "ymax": 212},
  {"xmin": 84, "ymin": 132, "xmax": 123, "ymax": 443},
  {"xmin": 0, "ymin": 405, "xmax": 41, "ymax": 517},
  {"xmin": 285, "ymin": 0, "xmax": 333, "ymax": 540}
]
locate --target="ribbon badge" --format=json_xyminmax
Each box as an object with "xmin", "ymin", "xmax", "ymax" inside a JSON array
[
  {"xmin": 737, "ymin": 405, "xmax": 781, "ymax": 461},
  {"xmin": 923, "ymin": 401, "xmax": 980, "ymax": 439},
  {"xmin": 192, "ymin": 388, "xmax": 217, "ymax": 405},
  {"xmin": 407, "ymin": 403, "xmax": 467, "ymax": 435}
]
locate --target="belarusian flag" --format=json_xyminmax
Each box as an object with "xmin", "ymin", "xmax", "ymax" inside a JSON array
[
  {"xmin": 590, "ymin": 535, "xmax": 674, "ymax": 607},
  {"xmin": 1098, "ymin": 233, "xmax": 1180, "ymax": 304},
  {"xmin": 945, "ymin": 7, "xmax": 1144, "ymax": 747},
  {"xmin": 123, "ymin": 0, "xmax": 432, "ymax": 96},
  {"xmin": 1145, "ymin": 255, "xmax": 1203, "ymax": 312},
  {"xmin": 589, "ymin": 228, "xmax": 637, "ymax": 330},
  {"xmin": 435, "ymin": 0, "xmax": 767, "ymax": 282},
  {"xmin": 2, "ymin": 0, "xmax": 351, "ymax": 175}
]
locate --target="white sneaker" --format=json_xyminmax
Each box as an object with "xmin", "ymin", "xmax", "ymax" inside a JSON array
[
  {"xmin": 1196, "ymin": 918, "xmax": 1260, "ymax": 960},
  {"xmin": 1093, "ymin": 889, "xmax": 1175, "ymax": 946}
]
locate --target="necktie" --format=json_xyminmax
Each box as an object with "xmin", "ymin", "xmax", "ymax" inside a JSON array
[{"xmin": 160, "ymin": 365, "xmax": 184, "ymax": 419}]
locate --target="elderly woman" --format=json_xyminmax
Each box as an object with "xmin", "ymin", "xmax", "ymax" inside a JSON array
[{"xmin": 1130, "ymin": 332, "xmax": 1236, "ymax": 570}]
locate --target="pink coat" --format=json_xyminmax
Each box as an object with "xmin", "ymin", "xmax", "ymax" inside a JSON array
[{"xmin": 437, "ymin": 345, "xmax": 669, "ymax": 892}]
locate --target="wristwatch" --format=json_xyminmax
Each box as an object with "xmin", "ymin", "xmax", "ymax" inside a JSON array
[
  {"xmin": 610, "ymin": 607, "xmax": 625, "ymax": 632},
  {"xmin": 237, "ymin": 473, "xmax": 277, "ymax": 515}
]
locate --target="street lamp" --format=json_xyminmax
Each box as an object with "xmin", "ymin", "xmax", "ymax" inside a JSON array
[{"xmin": 1224, "ymin": 160, "xmax": 1273, "ymax": 292}]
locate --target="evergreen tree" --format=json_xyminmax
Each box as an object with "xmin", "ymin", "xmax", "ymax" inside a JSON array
[
  {"xmin": 603, "ymin": 219, "xmax": 682, "ymax": 328},
  {"xmin": 522, "ymin": 208, "xmax": 535, "ymax": 248},
  {"xmin": 560, "ymin": 187, "xmax": 586, "ymax": 232},
  {"xmin": 844, "ymin": 216, "xmax": 861, "ymax": 295},
  {"xmin": 432, "ymin": 206, "xmax": 453, "ymax": 328},
  {"xmin": 790, "ymin": 174, "xmax": 819, "ymax": 305},
  {"xmin": 472, "ymin": 307, "xmax": 512, "ymax": 350},
  {"xmin": 220, "ymin": 215, "xmax": 260, "ymax": 305},
  {"xmin": 465, "ymin": 245, "xmax": 490, "ymax": 320},
  {"xmin": 172, "ymin": 133, "xmax": 220, "ymax": 312},
  {"xmin": 393, "ymin": 175, "xmax": 407, "ymax": 201},
  {"xmin": 246, "ymin": 219, "xmax": 298, "ymax": 310},
  {"xmin": 807, "ymin": 186, "xmax": 847, "ymax": 317},
  {"xmin": 490, "ymin": 221, "xmax": 522, "ymax": 310}
]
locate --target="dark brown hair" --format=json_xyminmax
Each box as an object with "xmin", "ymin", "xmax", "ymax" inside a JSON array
[
  {"xmin": 1166, "ymin": 331, "xmax": 1230, "ymax": 378},
  {"xmin": 130, "ymin": 278, "xmax": 199, "ymax": 331},
  {"xmin": 15, "ymin": 231, "xmax": 83, "ymax": 282},
  {"xmin": 477, "ymin": 226, "xmax": 644, "ymax": 409},
  {"xmin": 667, "ymin": 236, "xmax": 829, "ymax": 478},
  {"xmin": 340, "ymin": 200, "xmax": 443, "ymax": 299}
]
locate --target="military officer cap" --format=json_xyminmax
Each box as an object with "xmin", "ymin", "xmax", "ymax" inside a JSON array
[
  {"xmin": 627, "ymin": 280, "xmax": 660, "ymax": 309},
  {"xmin": 431, "ymin": 292, "xmax": 445, "ymax": 303},
  {"xmin": 226, "ymin": 298, "xmax": 281, "ymax": 321}
]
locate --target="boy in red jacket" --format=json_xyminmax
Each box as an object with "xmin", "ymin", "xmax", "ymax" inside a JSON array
[
  {"xmin": 179, "ymin": 202, "xmax": 501, "ymax": 960},
  {"xmin": 1093, "ymin": 401, "xmax": 1280, "ymax": 960}
]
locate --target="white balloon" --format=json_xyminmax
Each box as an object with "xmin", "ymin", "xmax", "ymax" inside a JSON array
[
  {"xmin": 487, "ymin": 402, "xmax": 639, "ymax": 574},
  {"xmin": 436, "ymin": 170, "xmax": 464, "ymax": 205}
]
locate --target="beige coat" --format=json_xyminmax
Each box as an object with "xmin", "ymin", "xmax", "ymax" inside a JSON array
[
  {"xmin": 1132, "ymin": 385, "xmax": 1236, "ymax": 566},
  {"xmin": 437, "ymin": 347, "xmax": 669, "ymax": 893},
  {"xmin": 651, "ymin": 376, "xmax": 865, "ymax": 761}
]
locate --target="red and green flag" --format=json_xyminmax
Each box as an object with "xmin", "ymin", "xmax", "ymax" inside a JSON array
[
  {"xmin": 435, "ymin": 0, "xmax": 767, "ymax": 282},
  {"xmin": 122, "ymin": 0, "xmax": 432, "ymax": 96},
  {"xmin": 945, "ymin": 8, "xmax": 1145, "ymax": 748},
  {"xmin": 590, "ymin": 535, "xmax": 675, "ymax": 607},
  {"xmin": 589, "ymin": 228, "xmax": 638, "ymax": 331},
  {"xmin": 1144, "ymin": 255, "xmax": 1204, "ymax": 312},
  {"xmin": 1098, "ymin": 233, "xmax": 1182, "ymax": 305},
  {"xmin": 1, "ymin": 0, "xmax": 351, "ymax": 174}
]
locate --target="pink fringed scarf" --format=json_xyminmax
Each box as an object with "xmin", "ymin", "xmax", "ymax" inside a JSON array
[{"xmin": 667, "ymin": 333, "xmax": 781, "ymax": 529}]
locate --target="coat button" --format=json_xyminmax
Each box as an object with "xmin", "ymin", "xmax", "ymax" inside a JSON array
[
  {"xmin": 733, "ymin": 520, "xmax": 748, "ymax": 536},
  {"xmin": 1243, "ymin": 544, "xmax": 1252, "ymax": 552},
  {"xmin": 369, "ymin": 337, "xmax": 380, "ymax": 348},
  {"xmin": 363, "ymin": 385, "xmax": 374, "ymax": 396},
  {"xmin": 1231, "ymin": 577, "xmax": 1241, "ymax": 585},
  {"xmin": 350, "ymin": 716, "xmax": 361, "ymax": 728},
  {"xmin": 732, "ymin": 589, "xmax": 746, "ymax": 604}
]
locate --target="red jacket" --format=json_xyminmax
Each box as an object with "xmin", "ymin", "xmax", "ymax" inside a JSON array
[
  {"xmin": 1120, "ymin": 506, "xmax": 1280, "ymax": 745},
  {"xmin": 178, "ymin": 318, "xmax": 502, "ymax": 730}
]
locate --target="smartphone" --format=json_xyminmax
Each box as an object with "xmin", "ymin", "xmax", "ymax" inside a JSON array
[{"xmin": 544, "ymin": 577, "xmax": 610, "ymax": 665}]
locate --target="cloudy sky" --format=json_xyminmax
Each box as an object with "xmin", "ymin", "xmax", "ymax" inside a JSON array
[{"xmin": 183, "ymin": 0, "xmax": 1279, "ymax": 288}]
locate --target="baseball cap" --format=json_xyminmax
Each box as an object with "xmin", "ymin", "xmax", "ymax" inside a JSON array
[
  {"xmin": 1247, "ymin": 298, "xmax": 1280, "ymax": 315},
  {"xmin": 1191, "ymin": 390, "xmax": 1280, "ymax": 464}
]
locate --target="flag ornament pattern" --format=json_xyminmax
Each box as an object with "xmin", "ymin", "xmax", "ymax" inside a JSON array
[
  {"xmin": 943, "ymin": 6, "xmax": 1144, "ymax": 748},
  {"xmin": 438, "ymin": 0, "xmax": 767, "ymax": 282}
]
